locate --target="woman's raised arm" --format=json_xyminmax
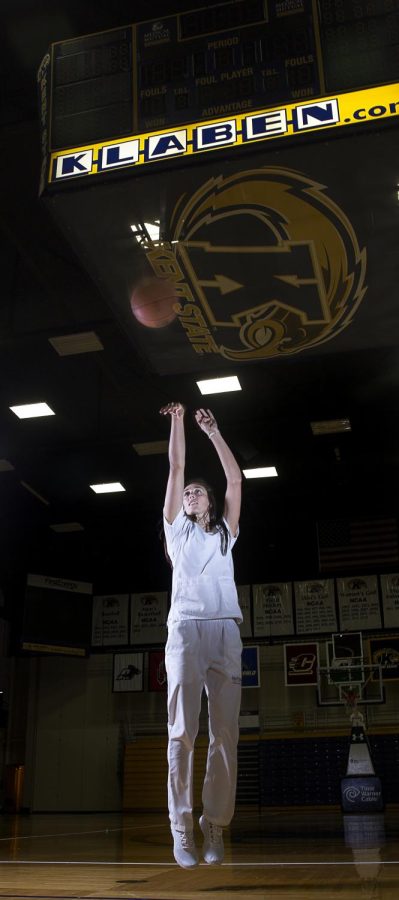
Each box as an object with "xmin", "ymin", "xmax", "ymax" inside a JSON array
[
  {"xmin": 160, "ymin": 401, "xmax": 186, "ymax": 524},
  {"xmin": 195, "ymin": 408, "xmax": 242, "ymax": 537}
]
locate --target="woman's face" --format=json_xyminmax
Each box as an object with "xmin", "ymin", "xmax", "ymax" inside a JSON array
[{"xmin": 183, "ymin": 483, "xmax": 209, "ymax": 518}]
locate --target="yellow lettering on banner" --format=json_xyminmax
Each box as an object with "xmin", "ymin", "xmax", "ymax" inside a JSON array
[
  {"xmin": 182, "ymin": 323, "xmax": 209, "ymax": 338},
  {"xmin": 191, "ymin": 335, "xmax": 219, "ymax": 354},
  {"xmin": 150, "ymin": 259, "xmax": 181, "ymax": 279},
  {"xmin": 174, "ymin": 283, "xmax": 195, "ymax": 301},
  {"xmin": 145, "ymin": 246, "xmax": 197, "ymax": 304},
  {"xmin": 49, "ymin": 83, "xmax": 399, "ymax": 186},
  {"xmin": 174, "ymin": 302, "xmax": 203, "ymax": 321},
  {"xmin": 176, "ymin": 304, "xmax": 219, "ymax": 352},
  {"xmin": 146, "ymin": 247, "xmax": 184, "ymax": 282}
]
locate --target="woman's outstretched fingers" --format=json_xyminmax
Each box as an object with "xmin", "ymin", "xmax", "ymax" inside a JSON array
[
  {"xmin": 160, "ymin": 401, "xmax": 185, "ymax": 417},
  {"xmin": 194, "ymin": 409, "xmax": 207, "ymax": 428},
  {"xmin": 194, "ymin": 408, "xmax": 218, "ymax": 435}
]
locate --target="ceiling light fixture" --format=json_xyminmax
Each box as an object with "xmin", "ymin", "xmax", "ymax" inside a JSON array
[
  {"xmin": 49, "ymin": 332, "xmax": 104, "ymax": 356},
  {"xmin": 50, "ymin": 523, "xmax": 84, "ymax": 532},
  {"xmin": 132, "ymin": 440, "xmax": 169, "ymax": 456},
  {"xmin": 196, "ymin": 376, "xmax": 241, "ymax": 395},
  {"xmin": 310, "ymin": 418, "xmax": 351, "ymax": 435},
  {"xmin": 243, "ymin": 467, "xmax": 278, "ymax": 478},
  {"xmin": 0, "ymin": 459, "xmax": 15, "ymax": 472},
  {"xmin": 10, "ymin": 402, "xmax": 55, "ymax": 419},
  {"xmin": 90, "ymin": 482, "xmax": 126, "ymax": 494}
]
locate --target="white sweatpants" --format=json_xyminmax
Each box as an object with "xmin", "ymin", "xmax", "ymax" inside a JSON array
[{"xmin": 165, "ymin": 618, "xmax": 242, "ymax": 832}]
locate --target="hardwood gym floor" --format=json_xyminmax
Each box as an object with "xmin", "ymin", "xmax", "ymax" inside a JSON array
[{"xmin": 0, "ymin": 806, "xmax": 398, "ymax": 899}]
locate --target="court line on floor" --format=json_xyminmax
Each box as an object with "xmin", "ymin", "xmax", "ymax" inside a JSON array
[
  {"xmin": 0, "ymin": 823, "xmax": 169, "ymax": 842},
  {"xmin": 0, "ymin": 811, "xmax": 262, "ymax": 843},
  {"xmin": 0, "ymin": 859, "xmax": 398, "ymax": 867}
]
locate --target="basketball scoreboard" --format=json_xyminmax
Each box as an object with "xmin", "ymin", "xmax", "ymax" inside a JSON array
[
  {"xmin": 319, "ymin": 0, "xmax": 399, "ymax": 92},
  {"xmin": 36, "ymin": 1, "xmax": 399, "ymax": 378},
  {"xmin": 46, "ymin": 0, "xmax": 322, "ymax": 153},
  {"xmin": 39, "ymin": 0, "xmax": 399, "ymax": 164}
]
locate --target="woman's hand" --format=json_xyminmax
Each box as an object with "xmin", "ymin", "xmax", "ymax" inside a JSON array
[
  {"xmin": 160, "ymin": 401, "xmax": 186, "ymax": 419},
  {"xmin": 195, "ymin": 408, "xmax": 218, "ymax": 436}
]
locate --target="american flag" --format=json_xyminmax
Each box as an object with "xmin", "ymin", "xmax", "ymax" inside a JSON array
[{"xmin": 317, "ymin": 517, "xmax": 399, "ymax": 572}]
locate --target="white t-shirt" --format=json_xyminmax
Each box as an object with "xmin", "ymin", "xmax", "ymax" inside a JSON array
[{"xmin": 164, "ymin": 506, "xmax": 243, "ymax": 625}]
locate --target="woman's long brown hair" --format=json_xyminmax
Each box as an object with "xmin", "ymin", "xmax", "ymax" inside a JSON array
[{"xmin": 159, "ymin": 478, "xmax": 229, "ymax": 567}]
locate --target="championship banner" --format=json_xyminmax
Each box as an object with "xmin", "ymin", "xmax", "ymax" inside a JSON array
[
  {"xmin": 91, "ymin": 594, "xmax": 129, "ymax": 646},
  {"xmin": 130, "ymin": 591, "xmax": 168, "ymax": 645},
  {"xmin": 294, "ymin": 579, "xmax": 336, "ymax": 634},
  {"xmin": 284, "ymin": 642, "xmax": 319, "ymax": 687},
  {"xmin": 113, "ymin": 652, "xmax": 143, "ymax": 692},
  {"xmin": 241, "ymin": 646, "xmax": 260, "ymax": 689},
  {"xmin": 380, "ymin": 574, "xmax": 399, "ymax": 628},
  {"xmin": 148, "ymin": 650, "xmax": 167, "ymax": 692},
  {"xmin": 337, "ymin": 575, "xmax": 381, "ymax": 631},
  {"xmin": 237, "ymin": 584, "xmax": 252, "ymax": 638},
  {"xmin": 253, "ymin": 581, "xmax": 294, "ymax": 637},
  {"xmin": 368, "ymin": 635, "xmax": 399, "ymax": 682}
]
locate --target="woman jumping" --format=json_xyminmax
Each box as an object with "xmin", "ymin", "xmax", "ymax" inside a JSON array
[{"xmin": 160, "ymin": 401, "xmax": 243, "ymax": 868}]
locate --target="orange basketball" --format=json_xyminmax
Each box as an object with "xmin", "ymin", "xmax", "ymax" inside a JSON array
[{"xmin": 130, "ymin": 278, "xmax": 177, "ymax": 329}]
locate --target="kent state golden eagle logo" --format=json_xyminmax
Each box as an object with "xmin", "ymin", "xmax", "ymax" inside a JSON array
[{"xmin": 148, "ymin": 167, "xmax": 367, "ymax": 361}]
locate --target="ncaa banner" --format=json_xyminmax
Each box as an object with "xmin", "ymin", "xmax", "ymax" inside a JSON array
[
  {"xmin": 337, "ymin": 575, "xmax": 381, "ymax": 632},
  {"xmin": 130, "ymin": 591, "xmax": 168, "ymax": 645},
  {"xmin": 380, "ymin": 574, "xmax": 399, "ymax": 628},
  {"xmin": 91, "ymin": 593, "xmax": 129, "ymax": 647}
]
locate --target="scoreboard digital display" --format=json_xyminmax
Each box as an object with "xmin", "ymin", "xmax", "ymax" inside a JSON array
[
  {"xmin": 135, "ymin": 0, "xmax": 321, "ymax": 132},
  {"xmin": 49, "ymin": 0, "xmax": 322, "ymax": 151},
  {"xmin": 319, "ymin": 0, "xmax": 399, "ymax": 92},
  {"xmin": 44, "ymin": 0, "xmax": 399, "ymax": 154}
]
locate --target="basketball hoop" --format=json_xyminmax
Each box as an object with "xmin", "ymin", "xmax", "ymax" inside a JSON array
[{"xmin": 340, "ymin": 685, "xmax": 364, "ymax": 727}]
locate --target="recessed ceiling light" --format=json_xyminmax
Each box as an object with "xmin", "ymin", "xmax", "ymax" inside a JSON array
[
  {"xmin": 196, "ymin": 376, "xmax": 241, "ymax": 395},
  {"xmin": 10, "ymin": 403, "xmax": 55, "ymax": 419},
  {"xmin": 50, "ymin": 522, "xmax": 84, "ymax": 532},
  {"xmin": 0, "ymin": 459, "xmax": 14, "ymax": 472},
  {"xmin": 243, "ymin": 467, "xmax": 278, "ymax": 478},
  {"xmin": 49, "ymin": 332, "xmax": 104, "ymax": 356},
  {"xmin": 90, "ymin": 482, "xmax": 126, "ymax": 494},
  {"xmin": 132, "ymin": 440, "xmax": 169, "ymax": 456},
  {"xmin": 311, "ymin": 418, "xmax": 351, "ymax": 435}
]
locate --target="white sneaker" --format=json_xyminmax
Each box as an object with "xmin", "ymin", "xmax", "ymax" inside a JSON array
[
  {"xmin": 171, "ymin": 827, "xmax": 199, "ymax": 868},
  {"xmin": 199, "ymin": 815, "xmax": 224, "ymax": 864}
]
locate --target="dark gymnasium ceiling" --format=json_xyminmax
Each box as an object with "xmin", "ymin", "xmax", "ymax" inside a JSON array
[{"xmin": 2, "ymin": 0, "xmax": 399, "ymax": 624}]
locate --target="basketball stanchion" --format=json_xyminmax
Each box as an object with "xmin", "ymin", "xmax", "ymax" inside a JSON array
[
  {"xmin": 340, "ymin": 674, "xmax": 384, "ymax": 813},
  {"xmin": 317, "ymin": 659, "xmax": 385, "ymax": 812}
]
